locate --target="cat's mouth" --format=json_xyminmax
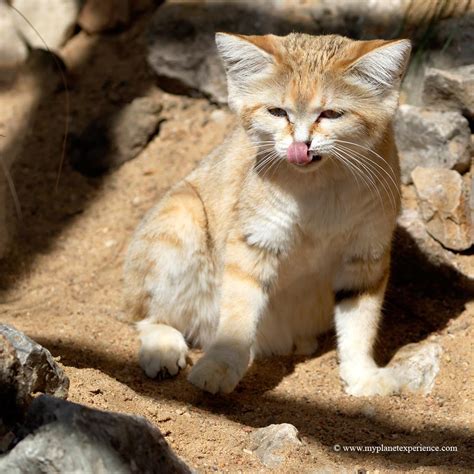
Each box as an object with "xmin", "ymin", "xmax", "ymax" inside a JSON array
[
  {"xmin": 287, "ymin": 142, "xmax": 324, "ymax": 168},
  {"xmin": 294, "ymin": 154, "xmax": 324, "ymax": 171}
]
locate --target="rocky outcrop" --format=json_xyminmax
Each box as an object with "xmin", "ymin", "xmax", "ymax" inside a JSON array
[
  {"xmin": 394, "ymin": 105, "xmax": 471, "ymax": 184},
  {"xmin": 0, "ymin": 395, "xmax": 192, "ymax": 474},
  {"xmin": 411, "ymin": 167, "xmax": 472, "ymax": 251}
]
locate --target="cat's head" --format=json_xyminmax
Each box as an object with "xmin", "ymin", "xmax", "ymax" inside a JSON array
[{"xmin": 216, "ymin": 33, "xmax": 411, "ymax": 173}]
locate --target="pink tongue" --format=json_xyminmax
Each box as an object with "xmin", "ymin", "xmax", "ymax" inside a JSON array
[{"xmin": 287, "ymin": 142, "xmax": 311, "ymax": 165}]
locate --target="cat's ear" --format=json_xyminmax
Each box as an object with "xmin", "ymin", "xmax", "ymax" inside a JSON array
[
  {"xmin": 345, "ymin": 39, "xmax": 412, "ymax": 91},
  {"xmin": 215, "ymin": 33, "xmax": 278, "ymax": 92}
]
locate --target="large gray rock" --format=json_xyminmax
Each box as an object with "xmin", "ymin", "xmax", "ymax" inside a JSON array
[
  {"xmin": 69, "ymin": 97, "xmax": 163, "ymax": 176},
  {"xmin": 0, "ymin": 325, "xmax": 69, "ymax": 408},
  {"xmin": 0, "ymin": 1, "xmax": 28, "ymax": 69},
  {"xmin": 249, "ymin": 423, "xmax": 302, "ymax": 468},
  {"xmin": 422, "ymin": 66, "xmax": 474, "ymax": 121},
  {"xmin": 394, "ymin": 105, "xmax": 471, "ymax": 184},
  {"xmin": 11, "ymin": 0, "xmax": 80, "ymax": 50},
  {"xmin": 411, "ymin": 167, "xmax": 472, "ymax": 251},
  {"xmin": 0, "ymin": 395, "xmax": 192, "ymax": 474}
]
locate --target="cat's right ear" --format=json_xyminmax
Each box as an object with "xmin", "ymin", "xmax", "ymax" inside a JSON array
[{"xmin": 215, "ymin": 33, "xmax": 277, "ymax": 101}]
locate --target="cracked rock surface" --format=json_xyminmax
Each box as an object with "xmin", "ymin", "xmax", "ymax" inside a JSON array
[{"xmin": 0, "ymin": 395, "xmax": 192, "ymax": 474}]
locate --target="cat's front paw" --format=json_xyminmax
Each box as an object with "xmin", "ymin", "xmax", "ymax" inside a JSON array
[
  {"xmin": 188, "ymin": 354, "xmax": 243, "ymax": 394},
  {"xmin": 138, "ymin": 324, "xmax": 188, "ymax": 379},
  {"xmin": 341, "ymin": 366, "xmax": 400, "ymax": 397}
]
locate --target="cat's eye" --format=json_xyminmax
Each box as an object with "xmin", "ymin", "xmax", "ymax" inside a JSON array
[
  {"xmin": 268, "ymin": 108, "xmax": 288, "ymax": 118},
  {"xmin": 320, "ymin": 110, "xmax": 343, "ymax": 119}
]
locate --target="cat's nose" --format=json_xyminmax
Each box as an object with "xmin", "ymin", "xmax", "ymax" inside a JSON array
[{"xmin": 304, "ymin": 141, "xmax": 312, "ymax": 149}]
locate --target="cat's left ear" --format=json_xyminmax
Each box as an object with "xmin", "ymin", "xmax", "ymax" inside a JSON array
[
  {"xmin": 345, "ymin": 39, "xmax": 412, "ymax": 91},
  {"xmin": 215, "ymin": 33, "xmax": 279, "ymax": 97}
]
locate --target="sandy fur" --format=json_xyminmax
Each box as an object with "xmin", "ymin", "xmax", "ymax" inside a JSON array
[{"xmin": 124, "ymin": 32, "xmax": 413, "ymax": 395}]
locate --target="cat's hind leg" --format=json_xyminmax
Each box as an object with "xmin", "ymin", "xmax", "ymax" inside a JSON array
[{"xmin": 123, "ymin": 181, "xmax": 218, "ymax": 379}]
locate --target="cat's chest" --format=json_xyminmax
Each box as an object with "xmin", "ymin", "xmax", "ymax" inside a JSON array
[
  {"xmin": 241, "ymin": 186, "xmax": 367, "ymax": 253},
  {"xmin": 242, "ymin": 195, "xmax": 298, "ymax": 254}
]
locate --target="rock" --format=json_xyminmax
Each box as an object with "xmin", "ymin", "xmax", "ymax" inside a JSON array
[
  {"xmin": 0, "ymin": 1, "xmax": 28, "ymax": 69},
  {"xmin": 394, "ymin": 105, "xmax": 471, "ymax": 184},
  {"xmin": 423, "ymin": 66, "xmax": 474, "ymax": 121},
  {"xmin": 411, "ymin": 167, "xmax": 472, "ymax": 251},
  {"xmin": 69, "ymin": 97, "xmax": 162, "ymax": 176},
  {"xmin": 11, "ymin": 0, "xmax": 80, "ymax": 50},
  {"xmin": 0, "ymin": 395, "xmax": 192, "ymax": 474},
  {"xmin": 249, "ymin": 423, "xmax": 302, "ymax": 468},
  {"xmin": 397, "ymin": 208, "xmax": 429, "ymax": 243},
  {"xmin": 146, "ymin": 4, "xmax": 227, "ymax": 104},
  {"xmin": 0, "ymin": 325, "xmax": 69, "ymax": 408},
  {"xmin": 389, "ymin": 342, "xmax": 442, "ymax": 395},
  {"xmin": 78, "ymin": 0, "xmax": 130, "ymax": 34}
]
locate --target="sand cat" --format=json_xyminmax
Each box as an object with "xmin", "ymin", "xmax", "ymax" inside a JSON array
[{"xmin": 123, "ymin": 32, "xmax": 411, "ymax": 396}]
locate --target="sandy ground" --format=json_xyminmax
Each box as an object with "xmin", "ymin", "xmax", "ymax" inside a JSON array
[{"xmin": 1, "ymin": 14, "xmax": 473, "ymax": 474}]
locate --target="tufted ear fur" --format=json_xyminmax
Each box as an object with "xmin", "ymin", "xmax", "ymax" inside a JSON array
[
  {"xmin": 215, "ymin": 32, "xmax": 279, "ymax": 108},
  {"xmin": 345, "ymin": 39, "xmax": 412, "ymax": 92}
]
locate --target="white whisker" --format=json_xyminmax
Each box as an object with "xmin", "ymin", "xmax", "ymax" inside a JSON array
[
  {"xmin": 335, "ymin": 143, "xmax": 398, "ymax": 211},
  {"xmin": 335, "ymin": 147, "xmax": 387, "ymax": 212}
]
